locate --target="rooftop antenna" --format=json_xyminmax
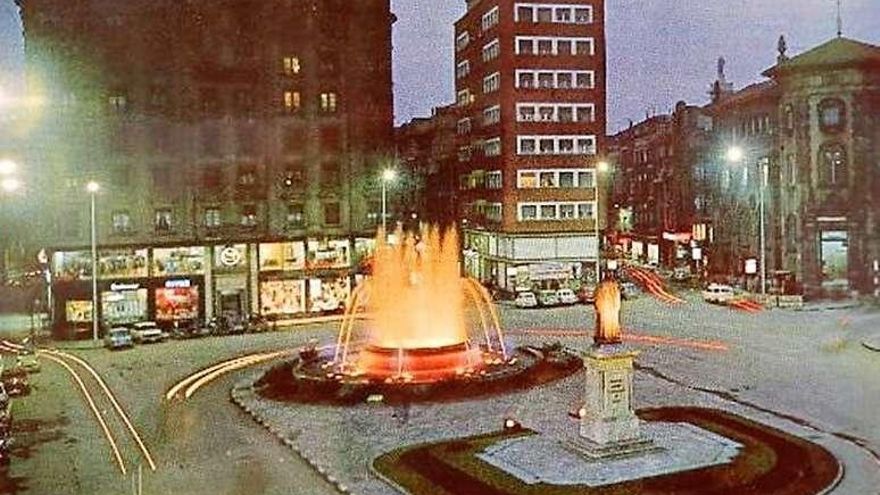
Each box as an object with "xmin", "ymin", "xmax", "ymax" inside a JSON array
[{"xmin": 836, "ymin": 0, "xmax": 843, "ymax": 37}]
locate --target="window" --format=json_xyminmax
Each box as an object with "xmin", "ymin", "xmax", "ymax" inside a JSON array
[
  {"xmin": 112, "ymin": 211, "xmax": 131, "ymax": 234},
  {"xmin": 320, "ymin": 92, "xmax": 338, "ymax": 113},
  {"xmin": 574, "ymin": 7, "xmax": 592, "ymax": 23},
  {"xmin": 539, "ymin": 172, "xmax": 556, "ymax": 187},
  {"xmin": 155, "ymin": 209, "xmax": 172, "ymax": 232},
  {"xmin": 516, "ymin": 6, "xmax": 533, "ymax": 22},
  {"xmin": 555, "ymin": 8, "xmax": 572, "ymax": 22},
  {"xmin": 456, "ymin": 60, "xmax": 470, "ymax": 79},
  {"xmin": 820, "ymin": 144, "xmax": 847, "ymax": 187},
  {"xmin": 577, "ymin": 202, "xmax": 595, "ymax": 219},
  {"xmin": 576, "ymin": 71, "xmax": 594, "ymax": 88},
  {"xmin": 519, "ymin": 204, "xmax": 538, "ymax": 220},
  {"xmin": 559, "ymin": 204, "xmax": 576, "ymax": 219},
  {"xmin": 241, "ymin": 205, "xmax": 257, "ymax": 227},
  {"xmin": 784, "ymin": 104, "xmax": 795, "ymax": 135},
  {"xmin": 287, "ymin": 204, "xmax": 304, "ymax": 227},
  {"xmin": 519, "ymin": 106, "xmax": 536, "ymax": 121},
  {"xmin": 324, "ymin": 203, "xmax": 341, "ymax": 225},
  {"xmin": 457, "ymin": 118, "xmax": 472, "ymax": 135},
  {"xmin": 518, "ymin": 171, "xmax": 539, "ymax": 188},
  {"xmin": 538, "ymin": 72, "xmax": 554, "ymax": 88},
  {"xmin": 458, "ymin": 145, "xmax": 472, "ymax": 162},
  {"xmin": 457, "ymin": 89, "xmax": 472, "ymax": 107},
  {"xmin": 238, "ymin": 166, "xmax": 257, "ymax": 187},
  {"xmin": 283, "ymin": 90, "xmax": 301, "ymax": 112},
  {"xmin": 482, "ymin": 6, "xmax": 500, "ymax": 31},
  {"xmin": 558, "ymin": 107, "xmax": 573, "ymax": 122},
  {"xmin": 516, "ymin": 70, "xmax": 594, "ymax": 89},
  {"xmin": 321, "ymin": 162, "xmax": 340, "ymax": 189},
  {"xmin": 205, "ymin": 208, "xmax": 221, "ymax": 228},
  {"xmin": 482, "ymin": 39, "xmax": 500, "ymax": 62},
  {"xmin": 518, "ymin": 72, "xmax": 535, "ymax": 88},
  {"xmin": 517, "ymin": 103, "xmax": 594, "ymax": 122},
  {"xmin": 283, "ymin": 56, "xmax": 301, "ymax": 75},
  {"xmin": 558, "ymin": 171, "xmax": 575, "ymax": 188},
  {"xmin": 537, "ymin": 7, "xmax": 552, "ymax": 22},
  {"xmin": 517, "ymin": 135, "xmax": 596, "ymax": 155},
  {"xmin": 518, "ymin": 39, "xmax": 534, "ymax": 55},
  {"xmin": 537, "ymin": 39, "xmax": 553, "ymax": 55},
  {"xmin": 540, "ymin": 204, "xmax": 557, "ymax": 219},
  {"xmin": 484, "ymin": 137, "xmax": 502, "ymax": 157},
  {"xmin": 483, "ymin": 105, "xmax": 501, "ymax": 126},
  {"xmin": 575, "ymin": 39, "xmax": 594, "ymax": 55},
  {"xmin": 456, "ymin": 31, "xmax": 470, "ymax": 52},
  {"xmin": 485, "ymin": 203, "xmax": 503, "ymax": 222},
  {"xmin": 109, "ymin": 94, "xmax": 127, "ymax": 112},
  {"xmin": 786, "ymin": 153, "xmax": 797, "ymax": 186},
  {"xmin": 818, "ymin": 98, "xmax": 845, "ymax": 133},
  {"xmin": 486, "ymin": 171, "xmax": 503, "ymax": 189},
  {"xmin": 483, "ymin": 72, "xmax": 500, "ymax": 93},
  {"xmin": 577, "ymin": 170, "xmax": 594, "ymax": 188}
]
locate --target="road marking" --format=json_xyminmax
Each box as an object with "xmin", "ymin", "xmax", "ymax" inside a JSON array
[
  {"xmin": 1, "ymin": 340, "xmax": 157, "ymax": 473},
  {"xmin": 36, "ymin": 352, "xmax": 128, "ymax": 475}
]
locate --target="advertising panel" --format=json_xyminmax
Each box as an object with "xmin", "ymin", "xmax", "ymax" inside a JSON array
[{"xmin": 259, "ymin": 279, "xmax": 306, "ymax": 315}]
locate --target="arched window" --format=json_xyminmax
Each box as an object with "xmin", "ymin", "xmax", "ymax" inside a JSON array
[
  {"xmin": 783, "ymin": 104, "xmax": 795, "ymax": 136},
  {"xmin": 818, "ymin": 98, "xmax": 846, "ymax": 133},
  {"xmin": 819, "ymin": 144, "xmax": 847, "ymax": 187}
]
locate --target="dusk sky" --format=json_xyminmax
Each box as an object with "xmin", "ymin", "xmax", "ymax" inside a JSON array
[{"xmin": 4, "ymin": 1, "xmax": 880, "ymax": 131}]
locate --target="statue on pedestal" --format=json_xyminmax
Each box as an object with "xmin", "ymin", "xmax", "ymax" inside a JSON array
[{"xmin": 594, "ymin": 279, "xmax": 622, "ymax": 346}]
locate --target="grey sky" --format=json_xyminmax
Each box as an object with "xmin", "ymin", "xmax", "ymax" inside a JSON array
[{"xmin": 3, "ymin": 1, "xmax": 880, "ymax": 131}]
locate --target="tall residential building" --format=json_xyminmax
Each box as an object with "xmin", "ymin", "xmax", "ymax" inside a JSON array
[
  {"xmin": 454, "ymin": 0, "xmax": 606, "ymax": 292},
  {"xmin": 15, "ymin": 0, "xmax": 394, "ymax": 334}
]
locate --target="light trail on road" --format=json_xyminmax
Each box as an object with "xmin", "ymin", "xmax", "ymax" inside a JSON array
[
  {"xmin": 623, "ymin": 266, "xmax": 687, "ymax": 305},
  {"xmin": 1, "ymin": 340, "xmax": 158, "ymax": 474},
  {"xmin": 508, "ymin": 329, "xmax": 729, "ymax": 352},
  {"xmin": 2, "ymin": 345, "xmax": 128, "ymax": 475},
  {"xmin": 166, "ymin": 350, "xmax": 293, "ymax": 401}
]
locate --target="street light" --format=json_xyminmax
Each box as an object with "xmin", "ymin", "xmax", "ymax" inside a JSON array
[
  {"xmin": 1, "ymin": 177, "xmax": 20, "ymax": 193},
  {"xmin": 725, "ymin": 147, "xmax": 767, "ymax": 296},
  {"xmin": 86, "ymin": 181, "xmax": 100, "ymax": 342},
  {"xmin": 380, "ymin": 168, "xmax": 397, "ymax": 234},
  {"xmin": 0, "ymin": 159, "xmax": 16, "ymax": 176}
]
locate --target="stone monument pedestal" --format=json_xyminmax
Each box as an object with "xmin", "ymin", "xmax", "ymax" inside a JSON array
[{"xmin": 569, "ymin": 345, "xmax": 658, "ymax": 459}]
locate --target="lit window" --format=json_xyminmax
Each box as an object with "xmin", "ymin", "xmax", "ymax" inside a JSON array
[
  {"xmin": 112, "ymin": 211, "xmax": 131, "ymax": 234},
  {"xmin": 820, "ymin": 144, "xmax": 847, "ymax": 187},
  {"xmin": 518, "ymin": 171, "xmax": 538, "ymax": 188},
  {"xmin": 241, "ymin": 205, "xmax": 258, "ymax": 227},
  {"xmin": 320, "ymin": 92, "xmax": 338, "ymax": 113},
  {"xmin": 109, "ymin": 94, "xmax": 127, "ymax": 111},
  {"xmin": 155, "ymin": 209, "xmax": 172, "ymax": 232},
  {"xmin": 287, "ymin": 204, "xmax": 304, "ymax": 227},
  {"xmin": 283, "ymin": 90, "xmax": 301, "ymax": 112},
  {"xmin": 283, "ymin": 56, "xmax": 301, "ymax": 75},
  {"xmin": 205, "ymin": 208, "xmax": 221, "ymax": 228}
]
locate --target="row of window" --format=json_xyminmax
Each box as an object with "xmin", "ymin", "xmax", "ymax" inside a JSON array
[
  {"xmin": 516, "ymin": 102, "xmax": 595, "ymax": 123},
  {"xmin": 104, "ymin": 90, "xmax": 339, "ymax": 114},
  {"xmin": 517, "ymin": 168, "xmax": 595, "ymax": 189},
  {"xmin": 517, "ymin": 135, "xmax": 597, "ymax": 155},
  {"xmin": 459, "ymin": 171, "xmax": 503, "ymax": 190},
  {"xmin": 109, "ymin": 203, "xmax": 348, "ymax": 235},
  {"xmin": 514, "ymin": 3, "xmax": 594, "ymax": 24},
  {"xmin": 516, "ymin": 70, "xmax": 595, "ymax": 89},
  {"xmin": 515, "ymin": 36, "xmax": 595, "ymax": 56},
  {"xmin": 518, "ymin": 201, "xmax": 596, "ymax": 221}
]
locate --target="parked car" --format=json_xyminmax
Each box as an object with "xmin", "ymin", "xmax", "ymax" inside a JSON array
[
  {"xmin": 15, "ymin": 350, "xmax": 40, "ymax": 373},
  {"xmin": 514, "ymin": 292, "xmax": 538, "ymax": 308},
  {"xmin": 556, "ymin": 288, "xmax": 578, "ymax": 305},
  {"xmin": 104, "ymin": 327, "xmax": 134, "ymax": 350},
  {"xmin": 702, "ymin": 283, "xmax": 735, "ymax": 304},
  {"xmin": 130, "ymin": 321, "xmax": 165, "ymax": 344},
  {"xmin": 1, "ymin": 366, "xmax": 30, "ymax": 397},
  {"xmin": 171, "ymin": 320, "xmax": 210, "ymax": 339},
  {"xmin": 577, "ymin": 285, "xmax": 596, "ymax": 304},
  {"xmin": 537, "ymin": 290, "xmax": 561, "ymax": 307},
  {"xmin": 620, "ymin": 282, "xmax": 641, "ymax": 300}
]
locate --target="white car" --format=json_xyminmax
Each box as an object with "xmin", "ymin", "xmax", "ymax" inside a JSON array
[
  {"xmin": 514, "ymin": 292, "xmax": 538, "ymax": 308},
  {"xmin": 130, "ymin": 321, "xmax": 166, "ymax": 344},
  {"xmin": 556, "ymin": 288, "xmax": 578, "ymax": 305},
  {"xmin": 702, "ymin": 284, "xmax": 735, "ymax": 304}
]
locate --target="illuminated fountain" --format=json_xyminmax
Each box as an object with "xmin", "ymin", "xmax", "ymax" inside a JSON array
[{"xmin": 334, "ymin": 226, "xmax": 508, "ymax": 383}]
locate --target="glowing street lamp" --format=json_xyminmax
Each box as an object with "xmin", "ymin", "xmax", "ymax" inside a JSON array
[
  {"xmin": 724, "ymin": 147, "xmax": 767, "ymax": 295},
  {"xmin": 0, "ymin": 159, "xmax": 17, "ymax": 176},
  {"xmin": 594, "ymin": 160, "xmax": 612, "ymax": 283},
  {"xmin": 1, "ymin": 177, "xmax": 21, "ymax": 193},
  {"xmin": 380, "ymin": 168, "xmax": 397, "ymax": 233},
  {"xmin": 725, "ymin": 146, "xmax": 744, "ymax": 163},
  {"xmin": 86, "ymin": 181, "xmax": 100, "ymax": 342}
]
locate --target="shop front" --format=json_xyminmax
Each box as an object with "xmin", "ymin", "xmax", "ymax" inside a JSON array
[
  {"xmin": 212, "ymin": 244, "xmax": 251, "ymax": 321},
  {"xmin": 258, "ymin": 242, "xmax": 307, "ymax": 318}
]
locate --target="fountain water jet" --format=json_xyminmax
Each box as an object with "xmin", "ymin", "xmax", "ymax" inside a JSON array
[{"xmin": 335, "ymin": 226, "xmax": 508, "ymax": 382}]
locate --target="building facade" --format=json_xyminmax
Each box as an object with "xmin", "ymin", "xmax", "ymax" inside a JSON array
[
  {"xmin": 765, "ymin": 37, "xmax": 880, "ymax": 297},
  {"xmin": 15, "ymin": 0, "xmax": 395, "ymax": 332},
  {"xmin": 454, "ymin": 0, "xmax": 607, "ymax": 292}
]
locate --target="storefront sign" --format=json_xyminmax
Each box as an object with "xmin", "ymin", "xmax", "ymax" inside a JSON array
[
  {"xmin": 165, "ymin": 279, "xmax": 192, "ymax": 289},
  {"xmin": 220, "ymin": 246, "xmax": 243, "ymax": 267},
  {"xmin": 110, "ymin": 282, "xmax": 141, "ymax": 292}
]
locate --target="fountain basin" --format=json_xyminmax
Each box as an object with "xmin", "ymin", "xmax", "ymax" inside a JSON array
[{"xmin": 358, "ymin": 343, "xmax": 484, "ymax": 382}]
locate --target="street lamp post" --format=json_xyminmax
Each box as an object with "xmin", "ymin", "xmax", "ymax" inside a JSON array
[
  {"xmin": 86, "ymin": 181, "xmax": 100, "ymax": 342},
  {"xmin": 726, "ymin": 147, "xmax": 768, "ymax": 295},
  {"xmin": 381, "ymin": 168, "xmax": 397, "ymax": 234}
]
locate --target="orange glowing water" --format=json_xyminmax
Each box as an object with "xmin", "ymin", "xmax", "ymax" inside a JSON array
[{"xmin": 369, "ymin": 226, "xmax": 467, "ymax": 350}]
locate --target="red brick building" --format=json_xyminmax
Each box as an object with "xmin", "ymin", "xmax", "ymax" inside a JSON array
[{"xmin": 454, "ymin": 0, "xmax": 606, "ymax": 291}]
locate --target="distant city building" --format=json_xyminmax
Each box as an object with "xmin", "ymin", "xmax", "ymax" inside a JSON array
[
  {"xmin": 395, "ymin": 105, "xmax": 459, "ymax": 228},
  {"xmin": 454, "ymin": 0, "xmax": 607, "ymax": 291},
  {"xmin": 15, "ymin": 0, "xmax": 394, "ymax": 333},
  {"xmin": 609, "ymin": 36, "xmax": 880, "ymax": 298}
]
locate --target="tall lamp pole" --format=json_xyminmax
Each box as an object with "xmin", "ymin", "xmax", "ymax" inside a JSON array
[
  {"xmin": 381, "ymin": 168, "xmax": 397, "ymax": 234},
  {"xmin": 87, "ymin": 181, "xmax": 100, "ymax": 341},
  {"xmin": 726, "ymin": 147, "xmax": 768, "ymax": 295}
]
